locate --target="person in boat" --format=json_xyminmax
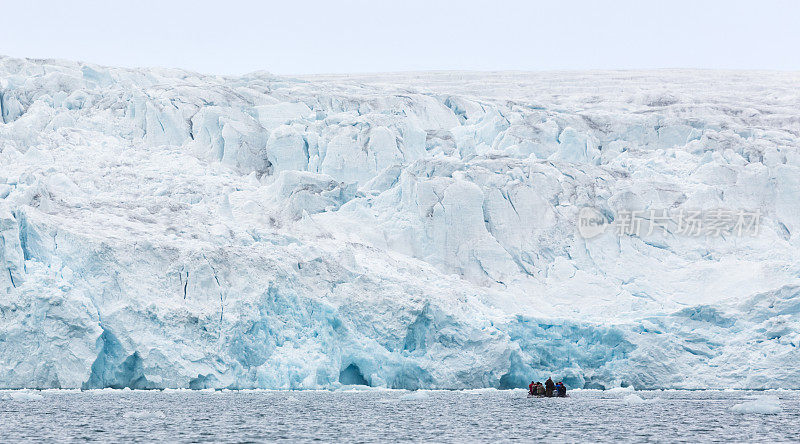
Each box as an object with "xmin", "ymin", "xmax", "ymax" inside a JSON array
[
  {"xmin": 528, "ymin": 381, "xmax": 536, "ymax": 396},
  {"xmin": 535, "ymin": 382, "xmax": 545, "ymax": 397},
  {"xmin": 556, "ymin": 381, "xmax": 567, "ymax": 397},
  {"xmin": 545, "ymin": 377, "xmax": 555, "ymax": 397}
]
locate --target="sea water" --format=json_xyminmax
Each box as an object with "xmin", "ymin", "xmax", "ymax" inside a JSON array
[{"xmin": 0, "ymin": 389, "xmax": 798, "ymax": 442}]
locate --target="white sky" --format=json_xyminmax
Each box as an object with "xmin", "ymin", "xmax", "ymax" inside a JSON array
[{"xmin": 1, "ymin": 0, "xmax": 798, "ymax": 75}]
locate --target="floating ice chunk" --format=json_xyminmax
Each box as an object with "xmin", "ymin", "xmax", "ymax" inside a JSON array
[
  {"xmin": 86, "ymin": 388, "xmax": 121, "ymax": 395},
  {"xmin": 2, "ymin": 391, "xmax": 44, "ymax": 401},
  {"xmin": 730, "ymin": 396, "xmax": 782, "ymax": 415},
  {"xmin": 623, "ymin": 394, "xmax": 645, "ymax": 403},
  {"xmin": 465, "ymin": 388, "xmax": 500, "ymax": 395},
  {"xmin": 162, "ymin": 388, "xmax": 191, "ymax": 394},
  {"xmin": 400, "ymin": 391, "xmax": 430, "ymax": 401},
  {"xmin": 337, "ymin": 384, "xmax": 377, "ymax": 392},
  {"xmin": 622, "ymin": 393, "xmax": 661, "ymax": 404},
  {"xmin": 607, "ymin": 386, "xmax": 636, "ymax": 394}
]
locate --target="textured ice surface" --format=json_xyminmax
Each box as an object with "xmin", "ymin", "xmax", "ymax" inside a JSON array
[{"xmin": 1, "ymin": 56, "xmax": 799, "ymax": 389}]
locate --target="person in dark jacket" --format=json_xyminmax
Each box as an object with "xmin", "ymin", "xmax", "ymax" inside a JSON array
[
  {"xmin": 545, "ymin": 377, "xmax": 555, "ymax": 397},
  {"xmin": 556, "ymin": 381, "xmax": 567, "ymax": 397}
]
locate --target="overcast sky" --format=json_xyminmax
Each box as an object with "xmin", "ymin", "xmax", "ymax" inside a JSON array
[{"xmin": 1, "ymin": 0, "xmax": 798, "ymax": 75}]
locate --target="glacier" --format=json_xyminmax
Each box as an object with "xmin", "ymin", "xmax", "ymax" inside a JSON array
[{"xmin": 0, "ymin": 56, "xmax": 799, "ymax": 390}]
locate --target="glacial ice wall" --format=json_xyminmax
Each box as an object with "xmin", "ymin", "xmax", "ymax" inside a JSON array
[{"xmin": 1, "ymin": 56, "xmax": 799, "ymax": 389}]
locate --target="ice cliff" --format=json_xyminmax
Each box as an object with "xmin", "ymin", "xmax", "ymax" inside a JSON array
[{"xmin": 1, "ymin": 56, "xmax": 799, "ymax": 389}]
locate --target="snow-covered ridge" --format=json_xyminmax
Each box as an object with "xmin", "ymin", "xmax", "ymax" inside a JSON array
[{"xmin": 1, "ymin": 56, "xmax": 798, "ymax": 389}]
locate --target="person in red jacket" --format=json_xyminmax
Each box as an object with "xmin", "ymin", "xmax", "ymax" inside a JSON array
[{"xmin": 528, "ymin": 381, "xmax": 536, "ymax": 396}]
